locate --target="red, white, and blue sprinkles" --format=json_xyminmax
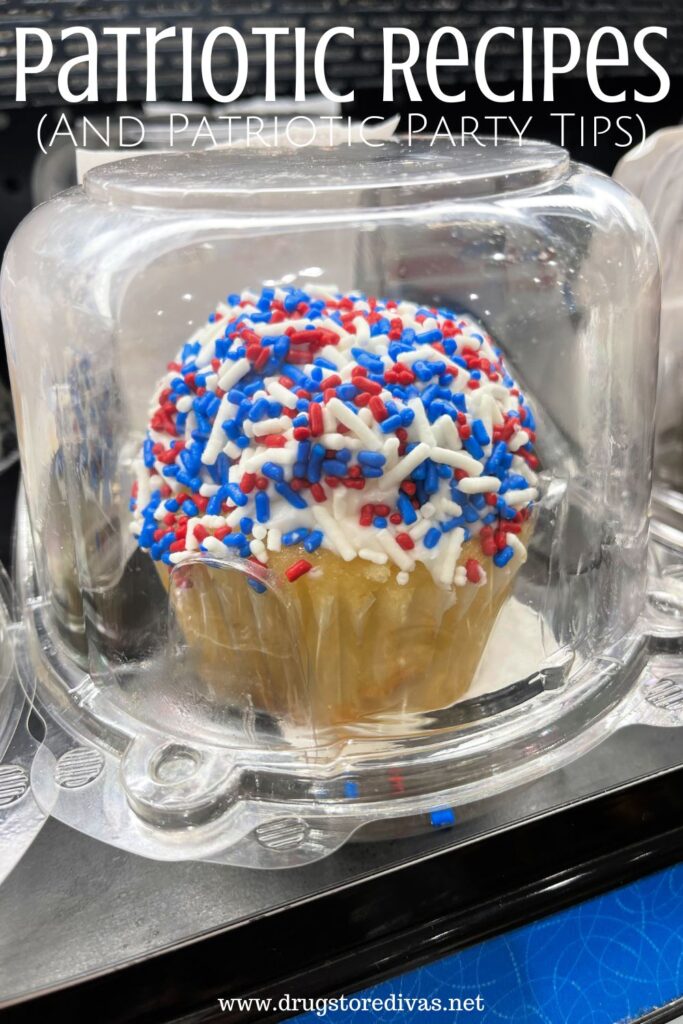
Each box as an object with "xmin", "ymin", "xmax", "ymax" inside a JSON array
[{"xmin": 130, "ymin": 285, "xmax": 539, "ymax": 589}]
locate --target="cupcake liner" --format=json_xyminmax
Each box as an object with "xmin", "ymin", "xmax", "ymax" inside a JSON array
[{"xmin": 161, "ymin": 528, "xmax": 529, "ymax": 737}]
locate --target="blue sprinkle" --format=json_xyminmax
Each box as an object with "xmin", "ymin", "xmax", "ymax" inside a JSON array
[
  {"xmin": 373, "ymin": 516, "xmax": 388, "ymax": 529},
  {"xmin": 361, "ymin": 467, "xmax": 384, "ymax": 479},
  {"xmin": 143, "ymin": 439, "xmax": 155, "ymax": 468},
  {"xmin": 464, "ymin": 436, "xmax": 484, "ymax": 460},
  {"xmin": 221, "ymin": 419, "xmax": 240, "ymax": 440},
  {"xmin": 304, "ymin": 530, "xmax": 324, "ymax": 553},
  {"xmin": 181, "ymin": 499, "xmax": 199, "ymax": 517},
  {"xmin": 430, "ymin": 807, "xmax": 455, "ymax": 828},
  {"xmin": 494, "ymin": 546, "xmax": 514, "ymax": 567},
  {"xmin": 307, "ymin": 444, "xmax": 325, "ymax": 483},
  {"xmin": 261, "ymin": 462, "xmax": 285, "ymax": 483},
  {"xmin": 249, "ymin": 398, "xmax": 270, "ymax": 421},
  {"xmin": 344, "ymin": 780, "xmax": 359, "ymax": 799},
  {"xmin": 380, "ymin": 414, "xmax": 403, "ymax": 434},
  {"xmin": 165, "ymin": 498, "xmax": 179, "ymax": 513},
  {"xmin": 283, "ymin": 527, "xmax": 310, "ymax": 546},
  {"xmin": 206, "ymin": 493, "xmax": 222, "ymax": 515},
  {"xmin": 247, "ymin": 577, "xmax": 267, "ymax": 594},
  {"xmin": 425, "ymin": 462, "xmax": 439, "ymax": 495},
  {"xmin": 223, "ymin": 483, "xmax": 249, "ymax": 507},
  {"xmin": 255, "ymin": 491, "xmax": 270, "ymax": 523},
  {"xmin": 441, "ymin": 516, "xmax": 466, "ymax": 532},
  {"xmin": 397, "ymin": 493, "xmax": 417, "ymax": 525},
  {"xmin": 472, "ymin": 419, "xmax": 490, "ymax": 447},
  {"xmin": 275, "ymin": 482, "xmax": 308, "ymax": 509},
  {"xmin": 322, "ymin": 459, "xmax": 346, "ymax": 477},
  {"xmin": 423, "ymin": 527, "xmax": 442, "ymax": 549},
  {"xmin": 412, "ymin": 360, "xmax": 433, "ymax": 382},
  {"xmin": 240, "ymin": 516, "xmax": 253, "ymax": 535}
]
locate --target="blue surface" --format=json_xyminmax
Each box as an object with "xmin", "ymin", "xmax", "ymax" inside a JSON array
[{"xmin": 296, "ymin": 864, "xmax": 683, "ymax": 1023}]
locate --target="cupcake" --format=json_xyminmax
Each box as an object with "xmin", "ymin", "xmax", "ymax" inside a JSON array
[{"xmin": 130, "ymin": 285, "xmax": 539, "ymax": 732}]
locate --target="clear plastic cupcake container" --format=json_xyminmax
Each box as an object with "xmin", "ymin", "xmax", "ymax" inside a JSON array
[
  {"xmin": 0, "ymin": 563, "xmax": 45, "ymax": 882},
  {"xmin": 615, "ymin": 132, "xmax": 683, "ymax": 523},
  {"xmin": 2, "ymin": 137, "xmax": 679, "ymax": 867}
]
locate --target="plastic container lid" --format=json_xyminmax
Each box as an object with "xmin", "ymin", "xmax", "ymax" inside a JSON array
[{"xmin": 84, "ymin": 137, "xmax": 570, "ymax": 211}]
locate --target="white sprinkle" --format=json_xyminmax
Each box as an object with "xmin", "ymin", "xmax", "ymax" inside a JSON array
[
  {"xmin": 421, "ymin": 502, "xmax": 436, "ymax": 518},
  {"xmin": 409, "ymin": 519, "xmax": 432, "ymax": 541},
  {"xmin": 321, "ymin": 432, "xmax": 359, "ymax": 451},
  {"xmin": 249, "ymin": 539, "xmax": 268, "ymax": 563},
  {"xmin": 326, "ymin": 397, "xmax": 382, "ymax": 451},
  {"xmin": 430, "ymin": 447, "xmax": 483, "ymax": 476},
  {"xmin": 203, "ymin": 515, "xmax": 226, "ymax": 529},
  {"xmin": 448, "ymin": 367, "xmax": 471, "ymax": 393},
  {"xmin": 320, "ymin": 344, "xmax": 345, "ymax": 367},
  {"xmin": 353, "ymin": 317, "xmax": 370, "ymax": 343},
  {"xmin": 511, "ymin": 457, "xmax": 539, "ymax": 486},
  {"xmin": 202, "ymin": 536, "xmax": 229, "ymax": 557},
  {"xmin": 441, "ymin": 498, "xmax": 463, "ymax": 516},
  {"xmin": 504, "ymin": 487, "xmax": 538, "ymax": 506},
  {"xmin": 223, "ymin": 440, "xmax": 242, "ymax": 460},
  {"xmin": 312, "ymin": 505, "xmax": 356, "ymax": 561},
  {"xmin": 396, "ymin": 571, "xmax": 410, "ymax": 586},
  {"xmin": 376, "ymin": 530, "xmax": 415, "ymax": 571},
  {"xmin": 457, "ymin": 476, "xmax": 501, "ymax": 495},
  {"xmin": 508, "ymin": 429, "xmax": 531, "ymax": 452},
  {"xmin": 397, "ymin": 346, "xmax": 444, "ymax": 367},
  {"xmin": 251, "ymin": 416, "xmax": 291, "ymax": 437},
  {"xmin": 432, "ymin": 414, "xmax": 461, "ymax": 451},
  {"xmin": 226, "ymin": 507, "xmax": 245, "ymax": 527},
  {"xmin": 202, "ymin": 394, "xmax": 237, "ymax": 465},
  {"xmin": 382, "ymin": 437, "xmax": 400, "ymax": 469},
  {"xmin": 407, "ymin": 397, "xmax": 437, "ymax": 446},
  {"xmin": 199, "ymin": 484, "xmax": 220, "ymax": 497},
  {"xmin": 252, "ymin": 524, "xmax": 267, "ymax": 541},
  {"xmin": 359, "ymin": 548, "xmax": 389, "ymax": 565},
  {"xmin": 176, "ymin": 395, "xmax": 193, "ymax": 413},
  {"xmin": 438, "ymin": 527, "xmax": 464, "ymax": 587},
  {"xmin": 185, "ymin": 518, "xmax": 200, "ymax": 550},
  {"xmin": 380, "ymin": 442, "xmax": 432, "ymax": 491},
  {"xmin": 169, "ymin": 550, "xmax": 196, "ymax": 564},
  {"xmin": 454, "ymin": 566, "xmax": 467, "ymax": 586},
  {"xmin": 267, "ymin": 528, "xmax": 282, "ymax": 552},
  {"xmin": 322, "ymin": 405, "xmax": 337, "ymax": 433},
  {"xmin": 265, "ymin": 380, "xmax": 298, "ymax": 409},
  {"xmin": 506, "ymin": 533, "xmax": 528, "ymax": 563},
  {"xmin": 217, "ymin": 356, "xmax": 251, "ymax": 393}
]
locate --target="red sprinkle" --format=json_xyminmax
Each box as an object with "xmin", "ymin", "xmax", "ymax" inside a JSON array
[
  {"xmin": 369, "ymin": 396, "xmax": 388, "ymax": 422},
  {"xmin": 396, "ymin": 533, "xmax": 415, "ymax": 551},
  {"xmin": 465, "ymin": 558, "xmax": 482, "ymax": 584},
  {"xmin": 285, "ymin": 559, "xmax": 313, "ymax": 583},
  {"xmin": 309, "ymin": 402, "xmax": 323, "ymax": 436}
]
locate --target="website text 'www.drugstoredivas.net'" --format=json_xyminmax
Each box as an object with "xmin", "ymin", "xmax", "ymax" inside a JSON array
[{"xmin": 217, "ymin": 992, "xmax": 486, "ymax": 1017}]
